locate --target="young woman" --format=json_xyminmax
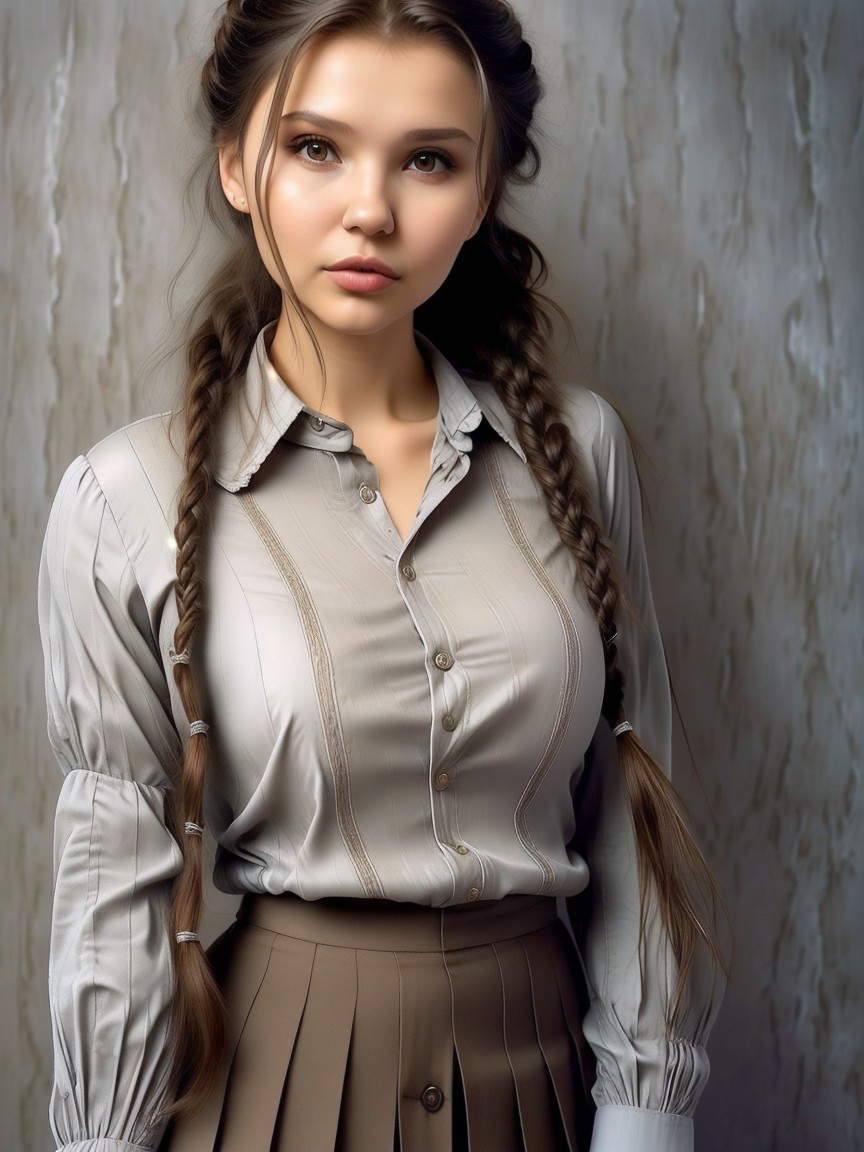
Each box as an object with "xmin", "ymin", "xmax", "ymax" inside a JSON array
[{"xmin": 39, "ymin": 2, "xmax": 724, "ymax": 1150}]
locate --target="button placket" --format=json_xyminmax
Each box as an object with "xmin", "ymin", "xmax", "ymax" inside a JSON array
[{"xmin": 391, "ymin": 535, "xmax": 472, "ymax": 873}]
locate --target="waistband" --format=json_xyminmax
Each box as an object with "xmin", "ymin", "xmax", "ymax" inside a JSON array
[{"xmin": 237, "ymin": 892, "xmax": 560, "ymax": 952}]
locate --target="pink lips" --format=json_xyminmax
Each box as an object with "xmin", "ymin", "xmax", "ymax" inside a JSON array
[{"xmin": 325, "ymin": 256, "xmax": 400, "ymax": 294}]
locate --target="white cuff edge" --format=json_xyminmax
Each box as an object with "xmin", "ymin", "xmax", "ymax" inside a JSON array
[{"xmin": 590, "ymin": 1104, "xmax": 693, "ymax": 1152}]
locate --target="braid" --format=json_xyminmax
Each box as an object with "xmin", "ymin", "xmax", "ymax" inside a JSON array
[
  {"xmin": 164, "ymin": 243, "xmax": 281, "ymax": 1116},
  {"xmin": 465, "ymin": 217, "xmax": 726, "ymax": 1027},
  {"xmin": 165, "ymin": 324, "xmax": 227, "ymax": 1115}
]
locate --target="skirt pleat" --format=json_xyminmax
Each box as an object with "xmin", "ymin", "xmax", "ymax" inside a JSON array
[
  {"xmin": 547, "ymin": 933, "xmax": 597, "ymax": 1111},
  {"xmin": 161, "ymin": 894, "xmax": 594, "ymax": 1152},
  {"xmin": 273, "ymin": 942, "xmax": 358, "ymax": 1152},
  {"xmin": 395, "ymin": 948, "xmax": 457, "ymax": 1152},
  {"xmin": 336, "ymin": 948, "xmax": 401, "ymax": 1152},
  {"xmin": 493, "ymin": 937, "xmax": 563, "ymax": 1152},
  {"xmin": 219, "ymin": 930, "xmax": 316, "ymax": 1151},
  {"xmin": 522, "ymin": 928, "xmax": 591, "ymax": 1152},
  {"xmin": 447, "ymin": 944, "xmax": 522, "ymax": 1152},
  {"xmin": 164, "ymin": 922, "xmax": 281, "ymax": 1152}
]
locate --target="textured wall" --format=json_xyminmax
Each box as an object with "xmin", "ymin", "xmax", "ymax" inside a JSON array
[{"xmin": 1, "ymin": 2, "xmax": 861, "ymax": 1150}]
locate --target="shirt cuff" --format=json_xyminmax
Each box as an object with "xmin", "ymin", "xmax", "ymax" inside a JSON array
[
  {"xmin": 57, "ymin": 1141, "xmax": 157, "ymax": 1152},
  {"xmin": 590, "ymin": 1105, "xmax": 694, "ymax": 1152}
]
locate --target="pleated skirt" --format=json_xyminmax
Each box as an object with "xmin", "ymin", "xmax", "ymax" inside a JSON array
[{"xmin": 162, "ymin": 893, "xmax": 596, "ymax": 1152}]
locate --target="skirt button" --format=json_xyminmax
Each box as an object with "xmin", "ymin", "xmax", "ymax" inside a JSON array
[{"xmin": 421, "ymin": 1085, "xmax": 444, "ymax": 1112}]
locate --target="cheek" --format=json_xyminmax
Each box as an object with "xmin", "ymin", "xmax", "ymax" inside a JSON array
[
  {"xmin": 408, "ymin": 196, "xmax": 478, "ymax": 274},
  {"xmin": 253, "ymin": 186, "xmax": 333, "ymax": 275}
]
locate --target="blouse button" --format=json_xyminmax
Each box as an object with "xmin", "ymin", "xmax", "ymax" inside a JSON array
[
  {"xmin": 359, "ymin": 484, "xmax": 377, "ymax": 504},
  {"xmin": 466, "ymin": 887, "xmax": 481, "ymax": 902},
  {"xmin": 441, "ymin": 714, "xmax": 457, "ymax": 733},
  {"xmin": 455, "ymin": 844, "xmax": 470, "ymax": 856},
  {"xmin": 310, "ymin": 415, "xmax": 325, "ymax": 431},
  {"xmin": 434, "ymin": 651, "xmax": 453, "ymax": 671},
  {"xmin": 434, "ymin": 772, "xmax": 450, "ymax": 791},
  {"xmin": 401, "ymin": 563, "xmax": 417, "ymax": 582}
]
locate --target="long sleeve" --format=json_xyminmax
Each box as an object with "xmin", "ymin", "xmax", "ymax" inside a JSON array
[
  {"xmin": 39, "ymin": 455, "xmax": 184, "ymax": 1152},
  {"xmin": 568, "ymin": 395, "xmax": 722, "ymax": 1152}
]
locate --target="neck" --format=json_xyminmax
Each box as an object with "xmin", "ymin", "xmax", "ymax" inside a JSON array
[{"xmin": 268, "ymin": 308, "xmax": 438, "ymax": 427}]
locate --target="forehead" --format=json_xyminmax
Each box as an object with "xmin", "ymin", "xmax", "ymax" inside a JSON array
[{"xmin": 271, "ymin": 34, "xmax": 483, "ymax": 137}]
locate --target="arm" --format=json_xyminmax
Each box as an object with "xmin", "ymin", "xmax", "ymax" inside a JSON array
[
  {"xmin": 567, "ymin": 395, "xmax": 722, "ymax": 1152},
  {"xmin": 40, "ymin": 455, "xmax": 183, "ymax": 1152}
]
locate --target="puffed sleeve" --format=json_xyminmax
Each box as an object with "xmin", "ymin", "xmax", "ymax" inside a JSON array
[
  {"xmin": 568, "ymin": 395, "xmax": 722, "ymax": 1152},
  {"xmin": 39, "ymin": 455, "xmax": 184, "ymax": 1152}
]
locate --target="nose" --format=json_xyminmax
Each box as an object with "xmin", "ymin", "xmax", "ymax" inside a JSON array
[{"xmin": 341, "ymin": 166, "xmax": 395, "ymax": 236}]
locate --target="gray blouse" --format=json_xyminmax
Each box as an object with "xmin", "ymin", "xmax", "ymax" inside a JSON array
[{"xmin": 40, "ymin": 327, "xmax": 719, "ymax": 1152}]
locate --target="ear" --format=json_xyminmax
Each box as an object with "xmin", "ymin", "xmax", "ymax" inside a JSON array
[
  {"xmin": 466, "ymin": 189, "xmax": 491, "ymax": 241},
  {"xmin": 218, "ymin": 142, "xmax": 250, "ymax": 214}
]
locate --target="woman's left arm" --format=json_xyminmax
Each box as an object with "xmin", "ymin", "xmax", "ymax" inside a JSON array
[{"xmin": 566, "ymin": 393, "xmax": 723, "ymax": 1152}]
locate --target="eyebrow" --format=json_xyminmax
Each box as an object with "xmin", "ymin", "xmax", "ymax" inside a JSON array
[{"xmin": 281, "ymin": 110, "xmax": 476, "ymax": 145}]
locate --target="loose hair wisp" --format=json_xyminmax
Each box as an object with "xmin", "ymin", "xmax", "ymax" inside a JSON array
[{"xmin": 165, "ymin": 0, "xmax": 727, "ymax": 1117}]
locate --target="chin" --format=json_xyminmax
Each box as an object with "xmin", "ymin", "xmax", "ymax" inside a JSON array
[{"xmin": 313, "ymin": 305, "xmax": 416, "ymax": 340}]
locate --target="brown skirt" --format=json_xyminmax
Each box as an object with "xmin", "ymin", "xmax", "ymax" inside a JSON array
[{"xmin": 162, "ymin": 893, "xmax": 595, "ymax": 1152}]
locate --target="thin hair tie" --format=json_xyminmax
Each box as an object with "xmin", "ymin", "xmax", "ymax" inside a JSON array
[
  {"xmin": 184, "ymin": 822, "xmax": 204, "ymax": 838},
  {"xmin": 175, "ymin": 931, "xmax": 201, "ymax": 944},
  {"xmin": 613, "ymin": 720, "xmax": 633, "ymax": 738},
  {"xmin": 189, "ymin": 721, "xmax": 209, "ymax": 737},
  {"xmin": 168, "ymin": 644, "xmax": 190, "ymax": 666}
]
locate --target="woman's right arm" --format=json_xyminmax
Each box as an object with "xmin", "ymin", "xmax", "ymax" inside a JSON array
[{"xmin": 40, "ymin": 455, "xmax": 183, "ymax": 1152}]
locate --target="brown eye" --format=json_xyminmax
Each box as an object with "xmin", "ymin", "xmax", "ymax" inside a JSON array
[
  {"xmin": 408, "ymin": 150, "xmax": 451, "ymax": 175},
  {"xmin": 295, "ymin": 137, "xmax": 336, "ymax": 163}
]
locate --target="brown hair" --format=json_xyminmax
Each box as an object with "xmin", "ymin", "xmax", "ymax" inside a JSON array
[{"xmin": 166, "ymin": 0, "xmax": 727, "ymax": 1116}]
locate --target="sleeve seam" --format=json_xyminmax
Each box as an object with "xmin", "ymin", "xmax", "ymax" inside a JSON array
[{"xmin": 83, "ymin": 450, "xmax": 164, "ymax": 658}]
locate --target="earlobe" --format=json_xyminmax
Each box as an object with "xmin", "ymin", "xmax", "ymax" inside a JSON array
[
  {"xmin": 218, "ymin": 143, "xmax": 250, "ymax": 214},
  {"xmin": 467, "ymin": 201, "xmax": 489, "ymax": 241}
]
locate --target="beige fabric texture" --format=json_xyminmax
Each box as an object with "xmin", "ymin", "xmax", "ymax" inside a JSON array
[{"xmin": 163, "ymin": 893, "xmax": 594, "ymax": 1152}]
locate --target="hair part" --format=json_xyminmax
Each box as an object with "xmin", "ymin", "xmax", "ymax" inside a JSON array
[{"xmin": 164, "ymin": 0, "xmax": 727, "ymax": 1118}]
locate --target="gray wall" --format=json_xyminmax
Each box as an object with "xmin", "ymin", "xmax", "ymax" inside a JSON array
[{"xmin": 2, "ymin": 2, "xmax": 861, "ymax": 1150}]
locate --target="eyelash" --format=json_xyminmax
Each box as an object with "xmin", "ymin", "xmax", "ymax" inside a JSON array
[{"xmin": 289, "ymin": 135, "xmax": 455, "ymax": 175}]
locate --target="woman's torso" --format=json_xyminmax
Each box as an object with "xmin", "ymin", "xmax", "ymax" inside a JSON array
[{"xmin": 82, "ymin": 330, "xmax": 606, "ymax": 907}]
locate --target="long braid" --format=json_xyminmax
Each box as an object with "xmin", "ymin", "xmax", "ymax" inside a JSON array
[
  {"xmin": 467, "ymin": 216, "xmax": 725, "ymax": 1025},
  {"xmin": 164, "ymin": 245, "xmax": 281, "ymax": 1116},
  {"xmin": 165, "ymin": 323, "xmax": 226, "ymax": 1113}
]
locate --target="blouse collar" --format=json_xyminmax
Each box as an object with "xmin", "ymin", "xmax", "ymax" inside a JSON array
[{"xmin": 213, "ymin": 324, "xmax": 525, "ymax": 493}]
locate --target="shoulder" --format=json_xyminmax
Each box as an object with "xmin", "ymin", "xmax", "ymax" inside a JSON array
[
  {"xmin": 85, "ymin": 412, "xmax": 184, "ymax": 519},
  {"xmin": 557, "ymin": 386, "xmax": 629, "ymax": 471},
  {"xmin": 553, "ymin": 386, "xmax": 637, "ymax": 524},
  {"xmin": 45, "ymin": 414, "xmax": 184, "ymax": 595}
]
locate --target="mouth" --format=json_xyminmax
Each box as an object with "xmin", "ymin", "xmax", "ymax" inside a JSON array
[
  {"xmin": 325, "ymin": 256, "xmax": 400, "ymax": 279},
  {"xmin": 324, "ymin": 256, "xmax": 400, "ymax": 295}
]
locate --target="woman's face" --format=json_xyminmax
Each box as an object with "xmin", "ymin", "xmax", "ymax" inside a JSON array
[{"xmin": 220, "ymin": 34, "xmax": 488, "ymax": 343}]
